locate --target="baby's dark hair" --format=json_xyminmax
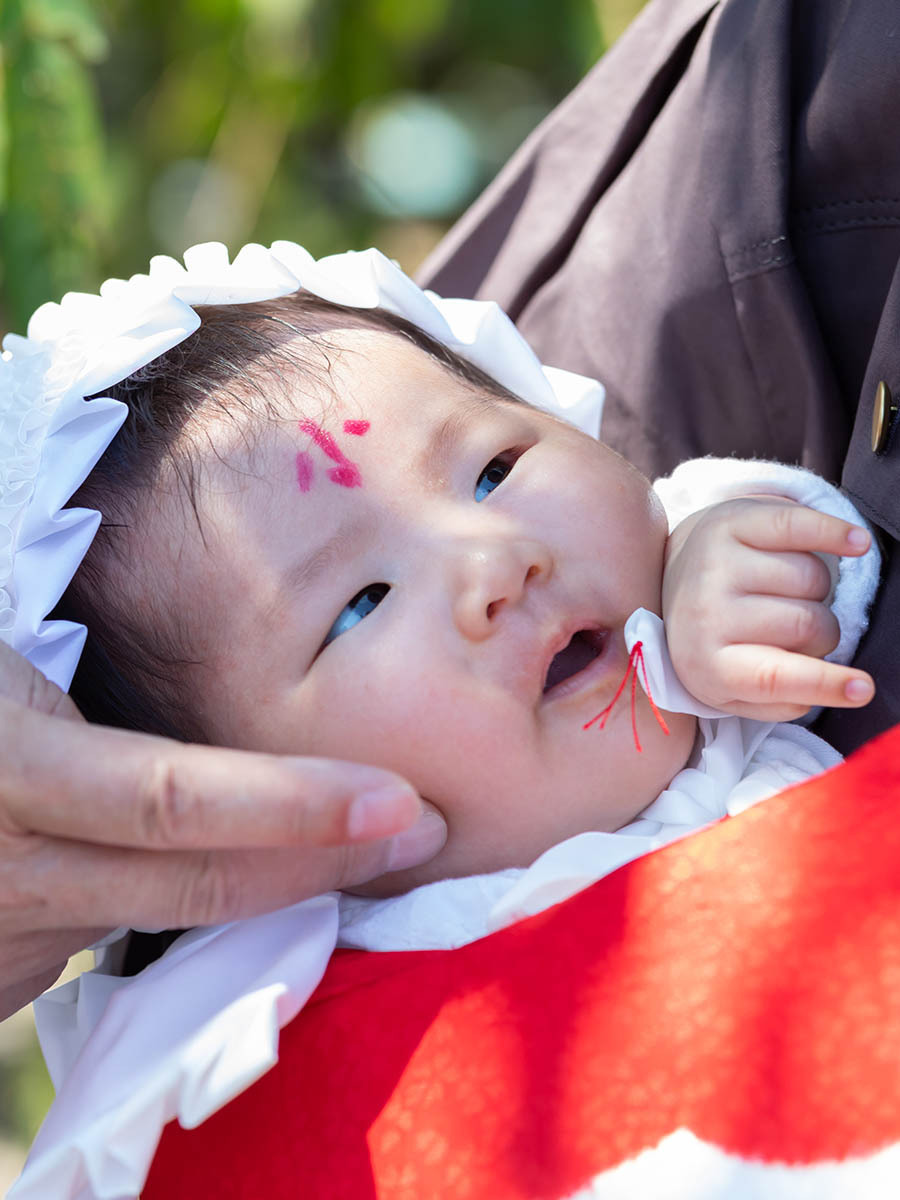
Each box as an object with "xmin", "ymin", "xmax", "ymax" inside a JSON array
[{"xmin": 55, "ymin": 291, "xmax": 520, "ymax": 743}]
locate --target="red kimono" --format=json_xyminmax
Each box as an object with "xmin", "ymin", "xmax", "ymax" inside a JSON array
[{"xmin": 145, "ymin": 724, "xmax": 900, "ymax": 1198}]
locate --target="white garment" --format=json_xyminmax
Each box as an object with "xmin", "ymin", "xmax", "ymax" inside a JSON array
[{"xmin": 12, "ymin": 458, "xmax": 879, "ymax": 1200}]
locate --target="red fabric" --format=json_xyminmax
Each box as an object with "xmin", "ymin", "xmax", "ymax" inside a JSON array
[{"xmin": 145, "ymin": 724, "xmax": 900, "ymax": 1199}]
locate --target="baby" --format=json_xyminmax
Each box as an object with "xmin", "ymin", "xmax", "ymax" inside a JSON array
[
  {"xmin": 12, "ymin": 243, "xmax": 880, "ymax": 1200},
  {"xmin": 59, "ymin": 291, "xmax": 874, "ymax": 897}
]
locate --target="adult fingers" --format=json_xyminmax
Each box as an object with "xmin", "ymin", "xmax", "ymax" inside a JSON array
[
  {"xmin": 12, "ymin": 830, "xmax": 447, "ymax": 931},
  {"xmin": 713, "ymin": 643, "xmax": 875, "ymax": 718},
  {"xmin": 0, "ymin": 695, "xmax": 433, "ymax": 851},
  {"xmin": 0, "ymin": 963, "xmax": 77, "ymax": 1023},
  {"xmin": 721, "ymin": 596, "xmax": 840, "ymax": 658},
  {"xmin": 0, "ymin": 926, "xmax": 108, "ymax": 1020},
  {"xmin": 732, "ymin": 501, "xmax": 870, "ymax": 557},
  {"xmin": 0, "ymin": 639, "xmax": 83, "ymax": 722}
]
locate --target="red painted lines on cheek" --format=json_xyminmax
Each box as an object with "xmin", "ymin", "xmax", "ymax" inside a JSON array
[
  {"xmin": 583, "ymin": 641, "xmax": 670, "ymax": 752},
  {"xmin": 343, "ymin": 420, "xmax": 370, "ymax": 436}
]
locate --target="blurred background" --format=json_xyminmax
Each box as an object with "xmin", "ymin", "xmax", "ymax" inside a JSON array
[
  {"xmin": 1, "ymin": 0, "xmax": 647, "ymax": 338},
  {"xmin": 0, "ymin": 0, "xmax": 646, "ymax": 1184}
]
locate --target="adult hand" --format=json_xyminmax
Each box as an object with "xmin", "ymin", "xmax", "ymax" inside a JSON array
[
  {"xmin": 662, "ymin": 498, "xmax": 876, "ymax": 721},
  {"xmin": 0, "ymin": 642, "xmax": 445, "ymax": 1020}
]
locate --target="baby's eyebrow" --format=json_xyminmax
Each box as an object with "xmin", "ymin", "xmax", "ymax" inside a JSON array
[
  {"xmin": 418, "ymin": 393, "xmax": 502, "ymax": 480},
  {"xmin": 259, "ymin": 522, "xmax": 362, "ymax": 632}
]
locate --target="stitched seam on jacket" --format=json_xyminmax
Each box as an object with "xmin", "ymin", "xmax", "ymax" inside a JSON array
[
  {"xmin": 793, "ymin": 197, "xmax": 900, "ymax": 213},
  {"xmin": 731, "ymin": 234, "xmax": 789, "ymax": 254},
  {"xmin": 791, "ymin": 215, "xmax": 900, "ymax": 234},
  {"xmin": 716, "ymin": 243, "xmax": 781, "ymax": 450},
  {"xmin": 725, "ymin": 249, "xmax": 796, "ymax": 283}
]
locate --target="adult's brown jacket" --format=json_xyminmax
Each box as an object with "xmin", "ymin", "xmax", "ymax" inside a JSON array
[{"xmin": 419, "ymin": 0, "xmax": 900, "ymax": 755}]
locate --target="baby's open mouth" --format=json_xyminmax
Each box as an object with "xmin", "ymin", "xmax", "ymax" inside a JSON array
[{"xmin": 543, "ymin": 629, "xmax": 607, "ymax": 693}]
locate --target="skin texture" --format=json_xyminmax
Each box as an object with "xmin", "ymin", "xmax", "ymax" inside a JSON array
[
  {"xmin": 0, "ymin": 637, "xmax": 445, "ymax": 1020},
  {"xmin": 133, "ymin": 328, "xmax": 699, "ymax": 894}
]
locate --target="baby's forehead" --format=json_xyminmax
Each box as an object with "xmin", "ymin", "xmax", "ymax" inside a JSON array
[
  {"xmin": 286, "ymin": 322, "xmax": 525, "ymax": 415},
  {"xmin": 180, "ymin": 321, "xmax": 532, "ymax": 501}
]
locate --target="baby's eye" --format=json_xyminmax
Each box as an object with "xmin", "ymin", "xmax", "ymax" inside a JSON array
[
  {"xmin": 475, "ymin": 456, "xmax": 514, "ymax": 501},
  {"xmin": 322, "ymin": 583, "xmax": 390, "ymax": 648}
]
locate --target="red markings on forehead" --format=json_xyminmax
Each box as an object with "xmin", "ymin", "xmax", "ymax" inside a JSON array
[
  {"xmin": 327, "ymin": 462, "xmax": 363, "ymax": 488},
  {"xmin": 295, "ymin": 451, "xmax": 314, "ymax": 493},
  {"xmin": 343, "ymin": 420, "xmax": 370, "ymax": 436},
  {"xmin": 296, "ymin": 419, "xmax": 363, "ymax": 491}
]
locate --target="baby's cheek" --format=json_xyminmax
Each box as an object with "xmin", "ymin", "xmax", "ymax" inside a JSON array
[
  {"xmin": 657, "ymin": 710, "xmax": 699, "ymax": 785},
  {"xmin": 298, "ymin": 674, "xmax": 466, "ymax": 784},
  {"xmin": 636, "ymin": 487, "xmax": 669, "ymax": 583}
]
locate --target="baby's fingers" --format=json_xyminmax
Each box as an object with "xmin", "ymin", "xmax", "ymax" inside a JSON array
[
  {"xmin": 726, "ymin": 596, "xmax": 840, "ymax": 658},
  {"xmin": 716, "ymin": 643, "xmax": 875, "ymax": 721},
  {"xmin": 736, "ymin": 501, "xmax": 871, "ymax": 558},
  {"xmin": 739, "ymin": 548, "xmax": 833, "ymax": 601}
]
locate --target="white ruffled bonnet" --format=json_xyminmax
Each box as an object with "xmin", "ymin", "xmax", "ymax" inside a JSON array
[{"xmin": 0, "ymin": 240, "xmax": 604, "ymax": 692}]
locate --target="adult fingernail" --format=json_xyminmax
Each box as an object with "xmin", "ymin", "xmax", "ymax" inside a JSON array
[
  {"xmin": 348, "ymin": 785, "xmax": 420, "ymax": 840},
  {"xmin": 386, "ymin": 809, "xmax": 447, "ymax": 872},
  {"xmin": 847, "ymin": 527, "xmax": 870, "ymax": 550},
  {"xmin": 845, "ymin": 677, "xmax": 874, "ymax": 703}
]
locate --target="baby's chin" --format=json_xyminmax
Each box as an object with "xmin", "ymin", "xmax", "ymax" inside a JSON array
[
  {"xmin": 346, "ymin": 857, "xmax": 486, "ymax": 900},
  {"xmin": 345, "ymin": 842, "xmax": 528, "ymax": 899},
  {"xmin": 348, "ymin": 711, "xmax": 700, "ymax": 901},
  {"xmin": 345, "ymin": 869, "xmax": 437, "ymax": 900}
]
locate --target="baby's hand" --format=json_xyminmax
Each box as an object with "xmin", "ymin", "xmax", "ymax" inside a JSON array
[{"xmin": 661, "ymin": 497, "xmax": 875, "ymax": 721}]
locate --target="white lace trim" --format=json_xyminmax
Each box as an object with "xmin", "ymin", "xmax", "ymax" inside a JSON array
[
  {"xmin": 0, "ymin": 240, "xmax": 604, "ymax": 691},
  {"xmin": 0, "ymin": 342, "xmax": 54, "ymax": 632}
]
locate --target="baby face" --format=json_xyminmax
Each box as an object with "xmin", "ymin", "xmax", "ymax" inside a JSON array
[{"xmin": 161, "ymin": 328, "xmax": 696, "ymax": 892}]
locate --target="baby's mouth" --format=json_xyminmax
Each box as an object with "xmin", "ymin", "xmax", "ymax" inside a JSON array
[{"xmin": 542, "ymin": 629, "xmax": 607, "ymax": 694}]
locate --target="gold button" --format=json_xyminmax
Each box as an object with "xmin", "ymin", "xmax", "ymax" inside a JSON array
[{"xmin": 871, "ymin": 380, "xmax": 897, "ymax": 453}]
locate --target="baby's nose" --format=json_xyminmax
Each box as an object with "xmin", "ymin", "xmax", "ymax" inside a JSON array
[{"xmin": 451, "ymin": 538, "xmax": 553, "ymax": 641}]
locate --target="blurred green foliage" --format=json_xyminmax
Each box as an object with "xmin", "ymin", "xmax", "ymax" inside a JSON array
[
  {"xmin": 0, "ymin": 0, "xmax": 109, "ymax": 330},
  {"xmin": 0, "ymin": 0, "xmax": 645, "ymax": 337},
  {"xmin": 0, "ymin": 1031, "xmax": 53, "ymax": 1145}
]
